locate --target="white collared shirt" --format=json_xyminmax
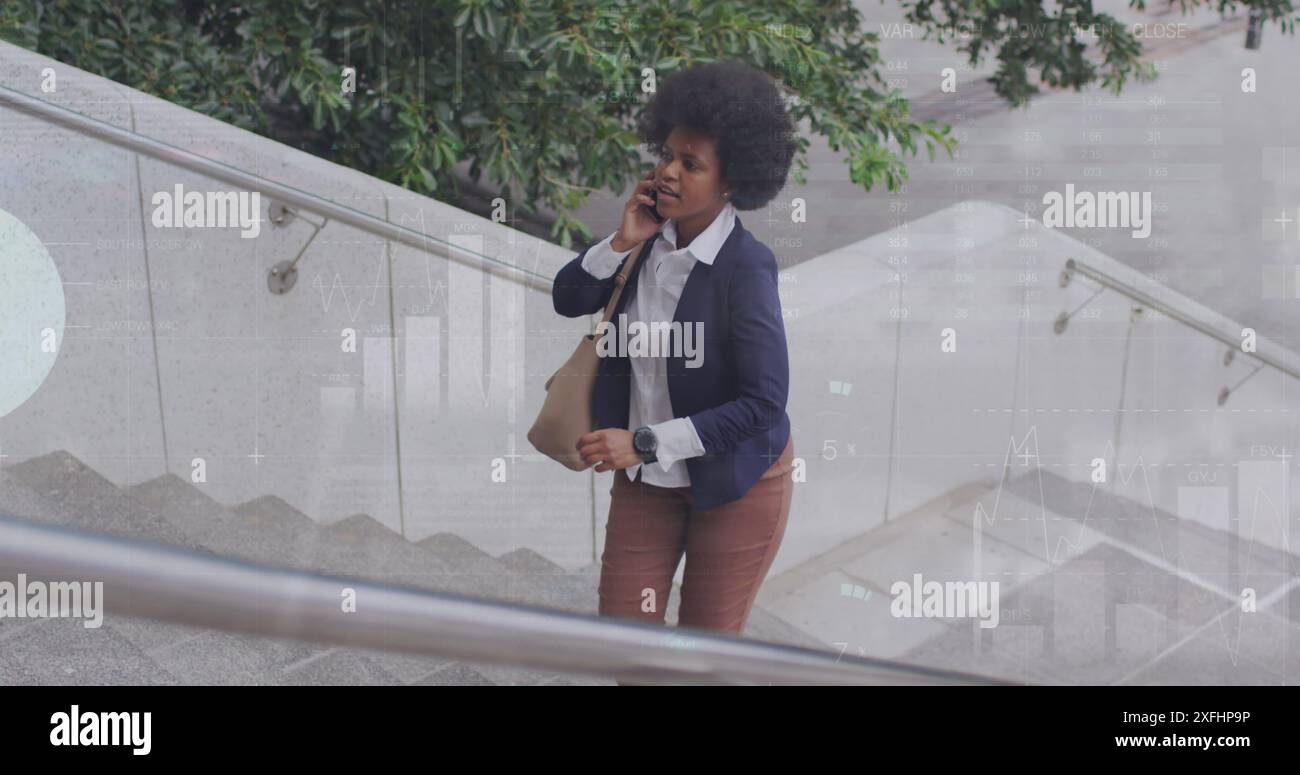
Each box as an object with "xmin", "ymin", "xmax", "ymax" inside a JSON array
[{"xmin": 581, "ymin": 201, "xmax": 737, "ymax": 486}]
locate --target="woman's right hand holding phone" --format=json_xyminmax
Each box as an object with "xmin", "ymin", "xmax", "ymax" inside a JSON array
[{"xmin": 612, "ymin": 170, "xmax": 663, "ymax": 252}]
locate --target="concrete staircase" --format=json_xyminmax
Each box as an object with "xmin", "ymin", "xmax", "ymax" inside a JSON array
[
  {"xmin": 9, "ymin": 446, "xmax": 1288, "ymax": 684},
  {"xmin": 757, "ymin": 470, "xmax": 1300, "ymax": 685},
  {"xmin": 0, "ymin": 451, "xmax": 825, "ymax": 686}
]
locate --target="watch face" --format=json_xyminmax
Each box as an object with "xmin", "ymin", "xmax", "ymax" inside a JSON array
[{"xmin": 635, "ymin": 428, "xmax": 654, "ymax": 453}]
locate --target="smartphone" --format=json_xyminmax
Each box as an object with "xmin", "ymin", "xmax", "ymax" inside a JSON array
[{"xmin": 645, "ymin": 187, "xmax": 666, "ymax": 224}]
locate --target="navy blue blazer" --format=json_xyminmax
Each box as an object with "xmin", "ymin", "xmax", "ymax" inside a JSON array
[{"xmin": 551, "ymin": 214, "xmax": 792, "ymax": 511}]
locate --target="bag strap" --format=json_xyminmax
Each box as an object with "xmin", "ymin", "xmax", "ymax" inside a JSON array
[{"xmin": 597, "ymin": 238, "xmax": 650, "ymax": 325}]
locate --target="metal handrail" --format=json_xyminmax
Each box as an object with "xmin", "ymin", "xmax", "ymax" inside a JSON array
[
  {"xmin": 1063, "ymin": 258, "xmax": 1300, "ymax": 384},
  {"xmin": 0, "ymin": 83, "xmax": 554, "ymax": 293},
  {"xmin": 0, "ymin": 514, "xmax": 1008, "ymax": 685}
]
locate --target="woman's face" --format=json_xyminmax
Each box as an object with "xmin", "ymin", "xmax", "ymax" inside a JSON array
[{"xmin": 652, "ymin": 125, "xmax": 730, "ymax": 223}]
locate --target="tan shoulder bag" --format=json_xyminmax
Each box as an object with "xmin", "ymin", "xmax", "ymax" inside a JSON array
[{"xmin": 527, "ymin": 239, "xmax": 649, "ymax": 470}]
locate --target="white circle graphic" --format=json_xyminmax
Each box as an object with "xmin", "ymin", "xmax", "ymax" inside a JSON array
[{"xmin": 0, "ymin": 207, "xmax": 66, "ymax": 418}]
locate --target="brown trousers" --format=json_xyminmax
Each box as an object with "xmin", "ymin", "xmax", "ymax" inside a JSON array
[{"xmin": 597, "ymin": 435, "xmax": 795, "ymax": 639}]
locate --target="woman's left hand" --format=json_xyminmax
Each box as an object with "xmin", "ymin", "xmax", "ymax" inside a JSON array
[{"xmin": 577, "ymin": 429, "xmax": 640, "ymax": 472}]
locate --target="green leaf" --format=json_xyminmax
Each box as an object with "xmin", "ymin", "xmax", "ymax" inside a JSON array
[{"xmin": 14, "ymin": 0, "xmax": 1208, "ymax": 255}]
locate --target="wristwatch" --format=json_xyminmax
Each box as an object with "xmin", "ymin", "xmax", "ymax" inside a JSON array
[{"xmin": 632, "ymin": 426, "xmax": 658, "ymax": 464}]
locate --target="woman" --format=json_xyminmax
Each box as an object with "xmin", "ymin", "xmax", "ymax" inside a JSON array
[{"xmin": 551, "ymin": 61, "xmax": 798, "ymax": 643}]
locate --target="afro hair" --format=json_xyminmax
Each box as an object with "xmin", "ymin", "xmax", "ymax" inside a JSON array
[{"xmin": 635, "ymin": 61, "xmax": 798, "ymax": 211}]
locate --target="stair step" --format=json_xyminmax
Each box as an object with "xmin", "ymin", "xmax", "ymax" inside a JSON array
[
  {"xmin": 232, "ymin": 494, "xmax": 321, "ymax": 549},
  {"xmin": 892, "ymin": 472, "xmax": 1296, "ymax": 684},
  {"xmin": 409, "ymin": 662, "xmax": 497, "ymax": 686},
  {"xmin": 0, "ymin": 618, "xmax": 179, "ymax": 685},
  {"xmin": 145, "ymin": 630, "xmax": 318, "ymax": 686},
  {"xmin": 128, "ymin": 473, "xmax": 307, "ymax": 568},
  {"xmin": 538, "ymin": 674, "xmax": 617, "ymax": 686},
  {"xmin": 3, "ymin": 453, "xmax": 369, "ymax": 684},
  {"xmin": 458, "ymin": 662, "xmax": 574, "ymax": 686},
  {"xmin": 418, "ymin": 532, "xmax": 496, "ymax": 564},
  {"xmin": 126, "ymin": 472, "xmax": 603, "ymax": 682},
  {"xmin": 317, "ymin": 513, "xmax": 505, "ymax": 597},
  {"xmin": 2, "ymin": 449, "xmax": 819, "ymax": 684},
  {"xmin": 1003, "ymin": 470, "xmax": 1296, "ymax": 597},
  {"xmin": 0, "ymin": 468, "xmax": 74, "ymax": 527},
  {"xmin": 341, "ymin": 650, "xmax": 461, "ymax": 684},
  {"xmin": 315, "ymin": 513, "xmax": 600, "ymax": 618},
  {"xmin": 126, "ymin": 473, "xmax": 470, "ymax": 683},
  {"xmin": 499, "ymin": 558, "xmax": 596, "ymax": 614},
  {"xmin": 498, "ymin": 547, "xmax": 567, "ymax": 575},
  {"xmin": 275, "ymin": 649, "xmax": 403, "ymax": 686},
  {"xmin": 5, "ymin": 452, "xmax": 203, "ymax": 550},
  {"xmin": 120, "ymin": 464, "xmax": 592, "ymax": 683}
]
